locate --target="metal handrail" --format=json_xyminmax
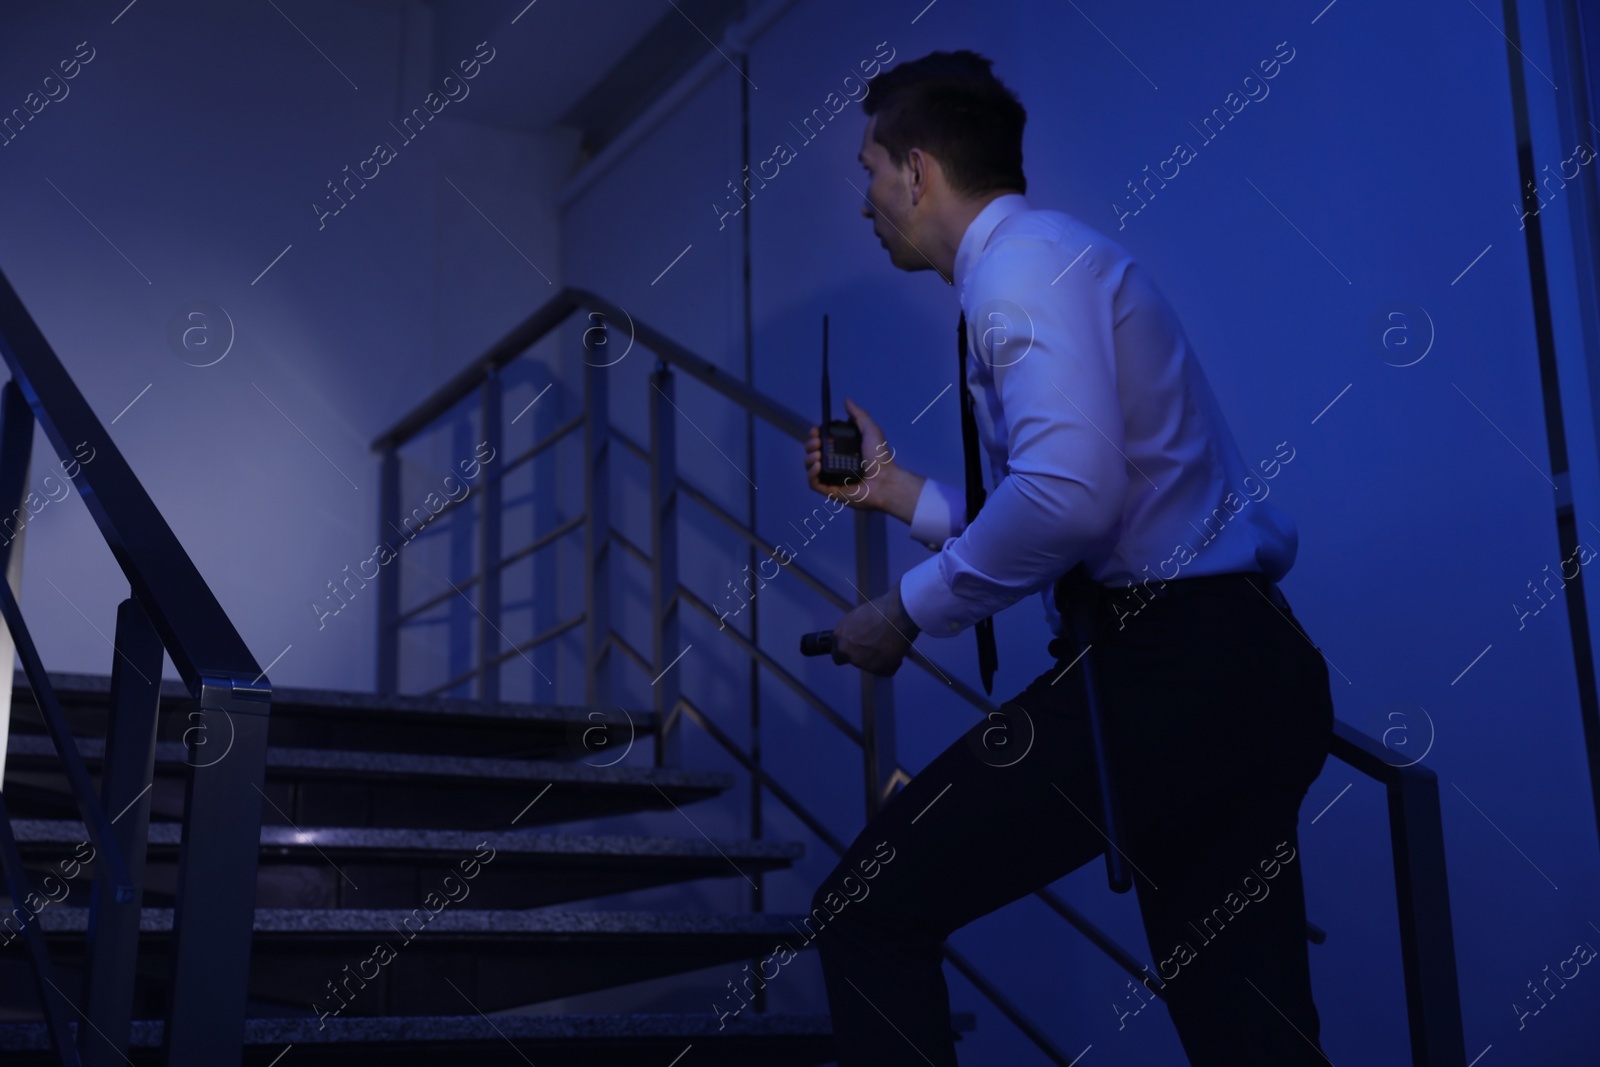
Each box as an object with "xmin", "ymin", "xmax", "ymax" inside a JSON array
[
  {"xmin": 0, "ymin": 276, "xmax": 263, "ymax": 693},
  {"xmin": 1330, "ymin": 723, "xmax": 1466, "ymax": 1064},
  {"xmin": 372, "ymin": 289, "xmax": 1084, "ymax": 1061},
  {"xmin": 374, "ymin": 288, "xmax": 1464, "ymax": 1066},
  {"xmin": 373, "ymin": 288, "xmax": 810, "ymax": 452},
  {"xmin": 0, "ymin": 267, "xmax": 271, "ymax": 1065}
]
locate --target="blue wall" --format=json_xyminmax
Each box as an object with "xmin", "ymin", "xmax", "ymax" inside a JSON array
[
  {"xmin": 0, "ymin": 0, "xmax": 1597, "ymax": 1062},
  {"xmin": 563, "ymin": 0, "xmax": 1600, "ymax": 1062}
]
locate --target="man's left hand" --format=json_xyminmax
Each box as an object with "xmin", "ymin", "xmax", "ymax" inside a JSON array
[{"xmin": 832, "ymin": 583, "xmax": 921, "ymax": 676}]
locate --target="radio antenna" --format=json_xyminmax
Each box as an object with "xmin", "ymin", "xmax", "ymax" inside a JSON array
[{"xmin": 821, "ymin": 314, "xmax": 831, "ymax": 424}]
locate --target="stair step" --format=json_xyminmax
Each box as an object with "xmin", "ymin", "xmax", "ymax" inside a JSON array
[
  {"xmin": 12, "ymin": 820, "xmax": 803, "ymax": 908},
  {"xmin": 0, "ymin": 1012, "xmax": 976, "ymax": 1065},
  {"xmin": 24, "ymin": 908, "xmax": 821, "ymax": 1012},
  {"xmin": 9, "ymin": 671, "xmax": 651, "ymax": 760},
  {"xmin": 3, "ymin": 736, "xmax": 731, "ymax": 829}
]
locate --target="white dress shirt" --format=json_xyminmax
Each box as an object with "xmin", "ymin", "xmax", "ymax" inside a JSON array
[{"xmin": 898, "ymin": 194, "xmax": 1299, "ymax": 638}]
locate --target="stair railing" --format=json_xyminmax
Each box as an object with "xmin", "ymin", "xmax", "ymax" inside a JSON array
[
  {"xmin": 0, "ymin": 267, "xmax": 270, "ymax": 1067},
  {"xmin": 374, "ymin": 287, "xmax": 1465, "ymax": 1066}
]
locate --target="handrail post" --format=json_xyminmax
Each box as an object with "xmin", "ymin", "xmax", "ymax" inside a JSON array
[
  {"xmin": 0, "ymin": 380, "xmax": 30, "ymax": 776},
  {"xmin": 0, "ymin": 380, "xmax": 78, "ymax": 1062},
  {"xmin": 1389, "ymin": 765, "xmax": 1466, "ymax": 1066},
  {"xmin": 81, "ymin": 595, "xmax": 163, "ymax": 1067},
  {"xmin": 582, "ymin": 321, "xmax": 611, "ymax": 706},
  {"xmin": 377, "ymin": 447, "xmax": 400, "ymax": 694},
  {"xmin": 478, "ymin": 371, "xmax": 504, "ymax": 704},
  {"xmin": 855, "ymin": 508, "xmax": 896, "ymax": 819},
  {"xmin": 650, "ymin": 362, "xmax": 681, "ymax": 767},
  {"xmin": 161, "ymin": 678, "xmax": 270, "ymax": 1067},
  {"xmin": 0, "ymin": 263, "xmax": 268, "ymax": 1066}
]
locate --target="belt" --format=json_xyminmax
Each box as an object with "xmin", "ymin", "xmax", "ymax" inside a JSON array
[{"xmin": 1054, "ymin": 565, "xmax": 1291, "ymax": 637}]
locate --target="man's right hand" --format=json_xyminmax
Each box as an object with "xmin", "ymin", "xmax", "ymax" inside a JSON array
[{"xmin": 804, "ymin": 397, "xmax": 924, "ymax": 525}]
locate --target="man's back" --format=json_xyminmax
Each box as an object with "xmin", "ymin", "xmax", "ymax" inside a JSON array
[{"xmin": 956, "ymin": 198, "xmax": 1300, "ymax": 629}]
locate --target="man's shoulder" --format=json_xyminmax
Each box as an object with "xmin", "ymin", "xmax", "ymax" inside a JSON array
[
  {"xmin": 992, "ymin": 207, "xmax": 1131, "ymax": 258},
  {"xmin": 969, "ymin": 208, "xmax": 1136, "ymax": 298}
]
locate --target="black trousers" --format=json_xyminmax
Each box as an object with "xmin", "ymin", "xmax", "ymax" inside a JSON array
[{"xmin": 813, "ymin": 571, "xmax": 1335, "ymax": 1065}]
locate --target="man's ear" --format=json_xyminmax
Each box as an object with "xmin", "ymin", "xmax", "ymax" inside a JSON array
[{"xmin": 906, "ymin": 147, "xmax": 928, "ymax": 206}]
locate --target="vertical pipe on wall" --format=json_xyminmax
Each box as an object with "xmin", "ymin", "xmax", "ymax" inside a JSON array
[
  {"xmin": 1500, "ymin": 0, "xmax": 1600, "ymax": 850},
  {"xmin": 738, "ymin": 48, "xmax": 767, "ymax": 945},
  {"xmin": 650, "ymin": 363, "xmax": 682, "ymax": 767},
  {"xmin": 377, "ymin": 448, "xmax": 400, "ymax": 694},
  {"xmin": 478, "ymin": 373, "xmax": 504, "ymax": 704},
  {"xmin": 737, "ymin": 46, "xmax": 770, "ymax": 1013},
  {"xmin": 583, "ymin": 324, "xmax": 612, "ymax": 707},
  {"xmin": 1542, "ymin": 0, "xmax": 1600, "ymax": 855}
]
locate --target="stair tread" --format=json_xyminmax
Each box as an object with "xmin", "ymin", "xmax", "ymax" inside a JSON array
[
  {"xmin": 12, "ymin": 818, "xmax": 803, "ymax": 860},
  {"xmin": 35, "ymin": 907, "xmax": 815, "ymax": 935},
  {"xmin": 5, "ymin": 735, "xmax": 729, "ymax": 787},
  {"xmin": 0, "ymin": 1013, "xmax": 976, "ymax": 1049},
  {"xmin": 13, "ymin": 670, "xmax": 655, "ymax": 729}
]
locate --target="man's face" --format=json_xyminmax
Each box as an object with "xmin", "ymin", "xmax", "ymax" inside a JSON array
[{"xmin": 858, "ymin": 117, "xmax": 926, "ymax": 273}]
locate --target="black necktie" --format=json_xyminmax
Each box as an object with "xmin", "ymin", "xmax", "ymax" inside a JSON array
[{"xmin": 958, "ymin": 312, "xmax": 999, "ymax": 694}]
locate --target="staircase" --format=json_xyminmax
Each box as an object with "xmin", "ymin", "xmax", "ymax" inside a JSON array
[
  {"xmin": 0, "ymin": 274, "xmax": 1462, "ymax": 1065},
  {"xmin": 0, "ymin": 672, "xmax": 974, "ymax": 1063}
]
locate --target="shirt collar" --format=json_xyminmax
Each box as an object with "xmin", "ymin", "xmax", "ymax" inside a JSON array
[{"xmin": 954, "ymin": 193, "xmax": 1031, "ymax": 301}]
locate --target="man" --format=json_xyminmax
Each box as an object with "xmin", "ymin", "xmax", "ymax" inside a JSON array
[{"xmin": 802, "ymin": 51, "xmax": 1335, "ymax": 1065}]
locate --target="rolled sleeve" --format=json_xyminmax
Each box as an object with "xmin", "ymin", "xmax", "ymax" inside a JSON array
[
  {"xmin": 900, "ymin": 555, "xmax": 961, "ymax": 634},
  {"xmin": 907, "ymin": 477, "xmax": 966, "ymax": 551}
]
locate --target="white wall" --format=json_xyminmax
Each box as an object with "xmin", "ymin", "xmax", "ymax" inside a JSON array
[{"xmin": 0, "ymin": 0, "xmax": 574, "ymax": 692}]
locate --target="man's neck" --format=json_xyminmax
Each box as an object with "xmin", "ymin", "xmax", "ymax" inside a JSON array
[{"xmin": 935, "ymin": 189, "xmax": 1022, "ymax": 281}]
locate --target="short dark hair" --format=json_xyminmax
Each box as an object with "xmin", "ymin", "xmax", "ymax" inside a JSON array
[{"xmin": 863, "ymin": 50, "xmax": 1027, "ymax": 196}]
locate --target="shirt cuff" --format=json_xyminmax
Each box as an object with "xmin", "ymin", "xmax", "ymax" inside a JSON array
[
  {"xmin": 899, "ymin": 555, "xmax": 967, "ymax": 636},
  {"xmin": 907, "ymin": 478, "xmax": 965, "ymax": 551}
]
